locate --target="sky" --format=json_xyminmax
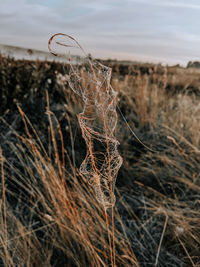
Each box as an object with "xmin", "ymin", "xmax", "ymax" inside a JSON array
[{"xmin": 0, "ymin": 0, "xmax": 200, "ymax": 66}]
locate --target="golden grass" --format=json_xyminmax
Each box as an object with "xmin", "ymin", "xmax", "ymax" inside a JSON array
[
  {"xmin": 1, "ymin": 56, "xmax": 200, "ymax": 266},
  {"xmin": 0, "ymin": 96, "xmax": 138, "ymax": 266}
]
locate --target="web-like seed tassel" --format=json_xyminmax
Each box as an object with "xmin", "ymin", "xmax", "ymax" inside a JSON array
[{"xmin": 49, "ymin": 34, "xmax": 123, "ymax": 208}]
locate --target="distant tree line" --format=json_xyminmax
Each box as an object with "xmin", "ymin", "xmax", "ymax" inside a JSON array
[{"xmin": 187, "ymin": 61, "xmax": 200, "ymax": 68}]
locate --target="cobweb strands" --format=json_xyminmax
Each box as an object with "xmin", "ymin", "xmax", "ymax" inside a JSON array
[{"xmin": 48, "ymin": 34, "xmax": 123, "ymax": 209}]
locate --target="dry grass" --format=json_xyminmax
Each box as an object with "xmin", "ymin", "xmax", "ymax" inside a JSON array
[
  {"xmin": 0, "ymin": 94, "xmax": 138, "ymax": 266},
  {"xmin": 115, "ymin": 67, "xmax": 200, "ymax": 266},
  {"xmin": 1, "ymin": 55, "xmax": 200, "ymax": 266}
]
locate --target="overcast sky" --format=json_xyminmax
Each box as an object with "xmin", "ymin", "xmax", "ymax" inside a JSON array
[{"xmin": 0, "ymin": 0, "xmax": 200, "ymax": 65}]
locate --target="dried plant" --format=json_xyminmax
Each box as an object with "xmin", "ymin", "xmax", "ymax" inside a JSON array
[{"xmin": 49, "ymin": 33, "xmax": 123, "ymax": 210}]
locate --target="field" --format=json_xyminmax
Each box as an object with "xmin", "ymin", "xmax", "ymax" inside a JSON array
[{"xmin": 0, "ymin": 53, "xmax": 200, "ymax": 266}]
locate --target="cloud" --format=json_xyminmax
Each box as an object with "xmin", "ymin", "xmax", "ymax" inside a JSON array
[
  {"xmin": 159, "ymin": 0, "xmax": 200, "ymax": 9},
  {"xmin": 128, "ymin": 0, "xmax": 200, "ymax": 9},
  {"xmin": 0, "ymin": 1, "xmax": 82, "ymax": 49},
  {"xmin": 0, "ymin": 0, "xmax": 200, "ymax": 65}
]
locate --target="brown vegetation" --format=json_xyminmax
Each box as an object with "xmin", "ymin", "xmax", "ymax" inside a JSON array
[{"xmin": 0, "ymin": 54, "xmax": 200, "ymax": 266}]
